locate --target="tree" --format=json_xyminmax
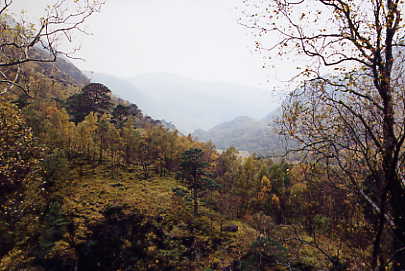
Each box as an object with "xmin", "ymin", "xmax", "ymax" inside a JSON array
[
  {"xmin": 0, "ymin": 101, "xmax": 40, "ymax": 221},
  {"xmin": 76, "ymin": 112, "xmax": 98, "ymax": 160},
  {"xmin": 241, "ymin": 0, "xmax": 405, "ymax": 268},
  {"xmin": 95, "ymin": 114, "xmax": 112, "ymax": 163},
  {"xmin": 41, "ymin": 104, "xmax": 75, "ymax": 151},
  {"xmin": 111, "ymin": 104, "xmax": 142, "ymax": 128},
  {"xmin": 120, "ymin": 117, "xmax": 141, "ymax": 166},
  {"xmin": 215, "ymin": 147, "xmax": 241, "ymax": 192},
  {"xmin": 135, "ymin": 129, "xmax": 160, "ymax": 179},
  {"xmin": 0, "ymin": 0, "xmax": 104, "ymax": 95},
  {"xmin": 147, "ymin": 126, "xmax": 180, "ymax": 176},
  {"xmin": 179, "ymin": 148, "xmax": 214, "ymax": 216},
  {"xmin": 233, "ymin": 156, "xmax": 264, "ymax": 218},
  {"xmin": 104, "ymin": 120, "xmax": 122, "ymax": 179},
  {"xmin": 67, "ymin": 83, "xmax": 113, "ymax": 123}
]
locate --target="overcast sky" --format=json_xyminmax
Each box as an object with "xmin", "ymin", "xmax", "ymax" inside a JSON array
[{"xmin": 11, "ymin": 0, "xmax": 298, "ymax": 90}]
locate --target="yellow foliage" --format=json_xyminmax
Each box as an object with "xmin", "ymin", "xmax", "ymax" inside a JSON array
[
  {"xmin": 290, "ymin": 182, "xmax": 307, "ymax": 194},
  {"xmin": 52, "ymin": 166, "xmax": 258, "ymax": 270},
  {"xmin": 271, "ymin": 194, "xmax": 280, "ymax": 209},
  {"xmin": 257, "ymin": 176, "xmax": 272, "ymax": 201},
  {"xmin": 0, "ymin": 248, "xmax": 33, "ymax": 271}
]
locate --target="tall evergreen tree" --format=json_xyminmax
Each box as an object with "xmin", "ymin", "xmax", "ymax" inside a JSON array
[
  {"xmin": 111, "ymin": 104, "xmax": 142, "ymax": 128},
  {"xmin": 179, "ymin": 148, "xmax": 215, "ymax": 216},
  {"xmin": 67, "ymin": 83, "xmax": 113, "ymax": 123}
]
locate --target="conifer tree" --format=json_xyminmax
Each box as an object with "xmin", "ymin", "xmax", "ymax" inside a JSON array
[
  {"xmin": 179, "ymin": 148, "xmax": 215, "ymax": 216},
  {"xmin": 67, "ymin": 83, "xmax": 113, "ymax": 123}
]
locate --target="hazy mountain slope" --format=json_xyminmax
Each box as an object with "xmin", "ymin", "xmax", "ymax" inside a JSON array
[
  {"xmin": 51, "ymin": 56, "xmax": 90, "ymax": 86},
  {"xmin": 262, "ymin": 107, "xmax": 282, "ymax": 123},
  {"xmin": 84, "ymin": 71, "xmax": 284, "ymax": 152},
  {"xmin": 84, "ymin": 71, "xmax": 150, "ymax": 106},
  {"xmin": 29, "ymin": 55, "xmax": 90, "ymax": 87},
  {"xmin": 129, "ymin": 73, "xmax": 278, "ymax": 133},
  {"xmin": 1, "ymin": 15, "xmax": 89, "ymax": 90},
  {"xmin": 192, "ymin": 111, "xmax": 283, "ymax": 155},
  {"xmin": 85, "ymin": 72, "xmax": 279, "ymax": 133}
]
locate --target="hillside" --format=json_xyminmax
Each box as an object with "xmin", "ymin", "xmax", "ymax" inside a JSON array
[
  {"xmin": 1, "ymin": 55, "xmax": 264, "ymax": 270},
  {"xmin": 2, "ymin": 1, "xmax": 404, "ymax": 270},
  {"xmin": 1, "ymin": 49, "xmax": 340, "ymax": 270},
  {"xmin": 85, "ymin": 72, "xmax": 279, "ymax": 133},
  {"xmin": 0, "ymin": 35, "xmax": 361, "ymax": 270},
  {"xmin": 45, "ymin": 163, "xmax": 258, "ymax": 270},
  {"xmin": 192, "ymin": 110, "xmax": 284, "ymax": 156},
  {"xmin": 1, "ymin": 37, "xmax": 286, "ymax": 270}
]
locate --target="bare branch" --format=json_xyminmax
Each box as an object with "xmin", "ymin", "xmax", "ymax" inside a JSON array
[{"xmin": 0, "ymin": 0, "xmax": 104, "ymax": 94}]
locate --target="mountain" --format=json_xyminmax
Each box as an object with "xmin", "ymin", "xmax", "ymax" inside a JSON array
[
  {"xmin": 84, "ymin": 71, "xmax": 149, "ymax": 105},
  {"xmin": 85, "ymin": 72, "xmax": 280, "ymax": 133},
  {"xmin": 85, "ymin": 71, "xmax": 283, "ymax": 154},
  {"xmin": 50, "ymin": 56, "xmax": 90, "ymax": 86},
  {"xmin": 0, "ymin": 14, "xmax": 89, "ymax": 88},
  {"xmin": 31, "ymin": 53, "xmax": 90, "ymax": 87},
  {"xmin": 262, "ymin": 107, "xmax": 282, "ymax": 123},
  {"xmin": 84, "ymin": 72, "xmax": 178, "ymax": 129},
  {"xmin": 192, "ymin": 110, "xmax": 284, "ymax": 156}
]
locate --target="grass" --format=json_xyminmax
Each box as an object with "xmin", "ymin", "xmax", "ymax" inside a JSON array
[{"xmin": 53, "ymin": 163, "xmax": 258, "ymax": 270}]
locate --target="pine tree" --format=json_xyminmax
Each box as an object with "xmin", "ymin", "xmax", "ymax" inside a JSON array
[
  {"xmin": 67, "ymin": 83, "xmax": 113, "ymax": 123},
  {"xmin": 179, "ymin": 148, "xmax": 215, "ymax": 216}
]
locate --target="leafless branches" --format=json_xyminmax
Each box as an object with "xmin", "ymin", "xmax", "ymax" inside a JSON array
[
  {"xmin": 0, "ymin": 0, "xmax": 104, "ymax": 95},
  {"xmin": 242, "ymin": 0, "xmax": 405, "ymax": 266}
]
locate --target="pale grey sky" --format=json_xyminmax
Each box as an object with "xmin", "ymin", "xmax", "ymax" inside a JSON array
[
  {"xmin": 11, "ymin": 0, "xmax": 297, "ymax": 90},
  {"xmin": 78, "ymin": 0, "xmax": 268, "ymax": 86}
]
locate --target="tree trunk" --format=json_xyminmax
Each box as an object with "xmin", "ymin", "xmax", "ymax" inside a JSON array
[
  {"xmin": 381, "ymin": 84, "xmax": 405, "ymax": 270},
  {"xmin": 99, "ymin": 135, "xmax": 103, "ymax": 164},
  {"xmin": 193, "ymin": 187, "xmax": 198, "ymax": 216},
  {"xmin": 142, "ymin": 162, "xmax": 149, "ymax": 179},
  {"xmin": 372, "ymin": 187, "xmax": 388, "ymax": 269},
  {"xmin": 192, "ymin": 173, "xmax": 199, "ymax": 216},
  {"xmin": 389, "ymin": 173, "xmax": 405, "ymax": 271}
]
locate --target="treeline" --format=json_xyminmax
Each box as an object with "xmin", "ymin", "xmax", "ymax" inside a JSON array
[{"xmin": 22, "ymin": 82, "xmax": 191, "ymax": 179}]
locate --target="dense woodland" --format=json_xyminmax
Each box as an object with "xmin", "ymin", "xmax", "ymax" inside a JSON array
[{"xmin": 1, "ymin": 0, "xmax": 405, "ymax": 271}]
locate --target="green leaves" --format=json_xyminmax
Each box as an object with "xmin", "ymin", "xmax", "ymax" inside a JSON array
[
  {"xmin": 179, "ymin": 148, "xmax": 217, "ymax": 216},
  {"xmin": 180, "ymin": 148, "xmax": 208, "ymax": 179},
  {"xmin": 66, "ymin": 83, "xmax": 113, "ymax": 123}
]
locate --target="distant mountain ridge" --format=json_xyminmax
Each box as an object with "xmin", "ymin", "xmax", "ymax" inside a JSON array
[
  {"xmin": 85, "ymin": 72, "xmax": 280, "ymax": 133},
  {"xmin": 85, "ymin": 71, "xmax": 283, "ymax": 154},
  {"xmin": 192, "ymin": 109, "xmax": 284, "ymax": 156},
  {"xmin": 84, "ymin": 71, "xmax": 148, "ymax": 104}
]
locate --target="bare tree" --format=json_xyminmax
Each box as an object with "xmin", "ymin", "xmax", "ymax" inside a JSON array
[
  {"xmin": 241, "ymin": 0, "xmax": 405, "ymax": 269},
  {"xmin": 0, "ymin": 0, "xmax": 104, "ymax": 95}
]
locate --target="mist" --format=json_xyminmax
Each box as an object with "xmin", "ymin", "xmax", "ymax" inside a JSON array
[{"xmin": 11, "ymin": 0, "xmax": 290, "ymax": 132}]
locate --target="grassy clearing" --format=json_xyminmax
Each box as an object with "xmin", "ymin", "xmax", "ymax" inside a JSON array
[{"xmin": 52, "ymin": 163, "xmax": 257, "ymax": 270}]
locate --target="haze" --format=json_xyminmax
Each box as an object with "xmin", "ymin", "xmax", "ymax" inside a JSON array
[{"xmin": 11, "ymin": 0, "xmax": 294, "ymax": 131}]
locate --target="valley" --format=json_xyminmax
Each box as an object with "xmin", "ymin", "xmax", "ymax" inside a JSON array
[{"xmin": 1, "ymin": 1, "xmax": 404, "ymax": 270}]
